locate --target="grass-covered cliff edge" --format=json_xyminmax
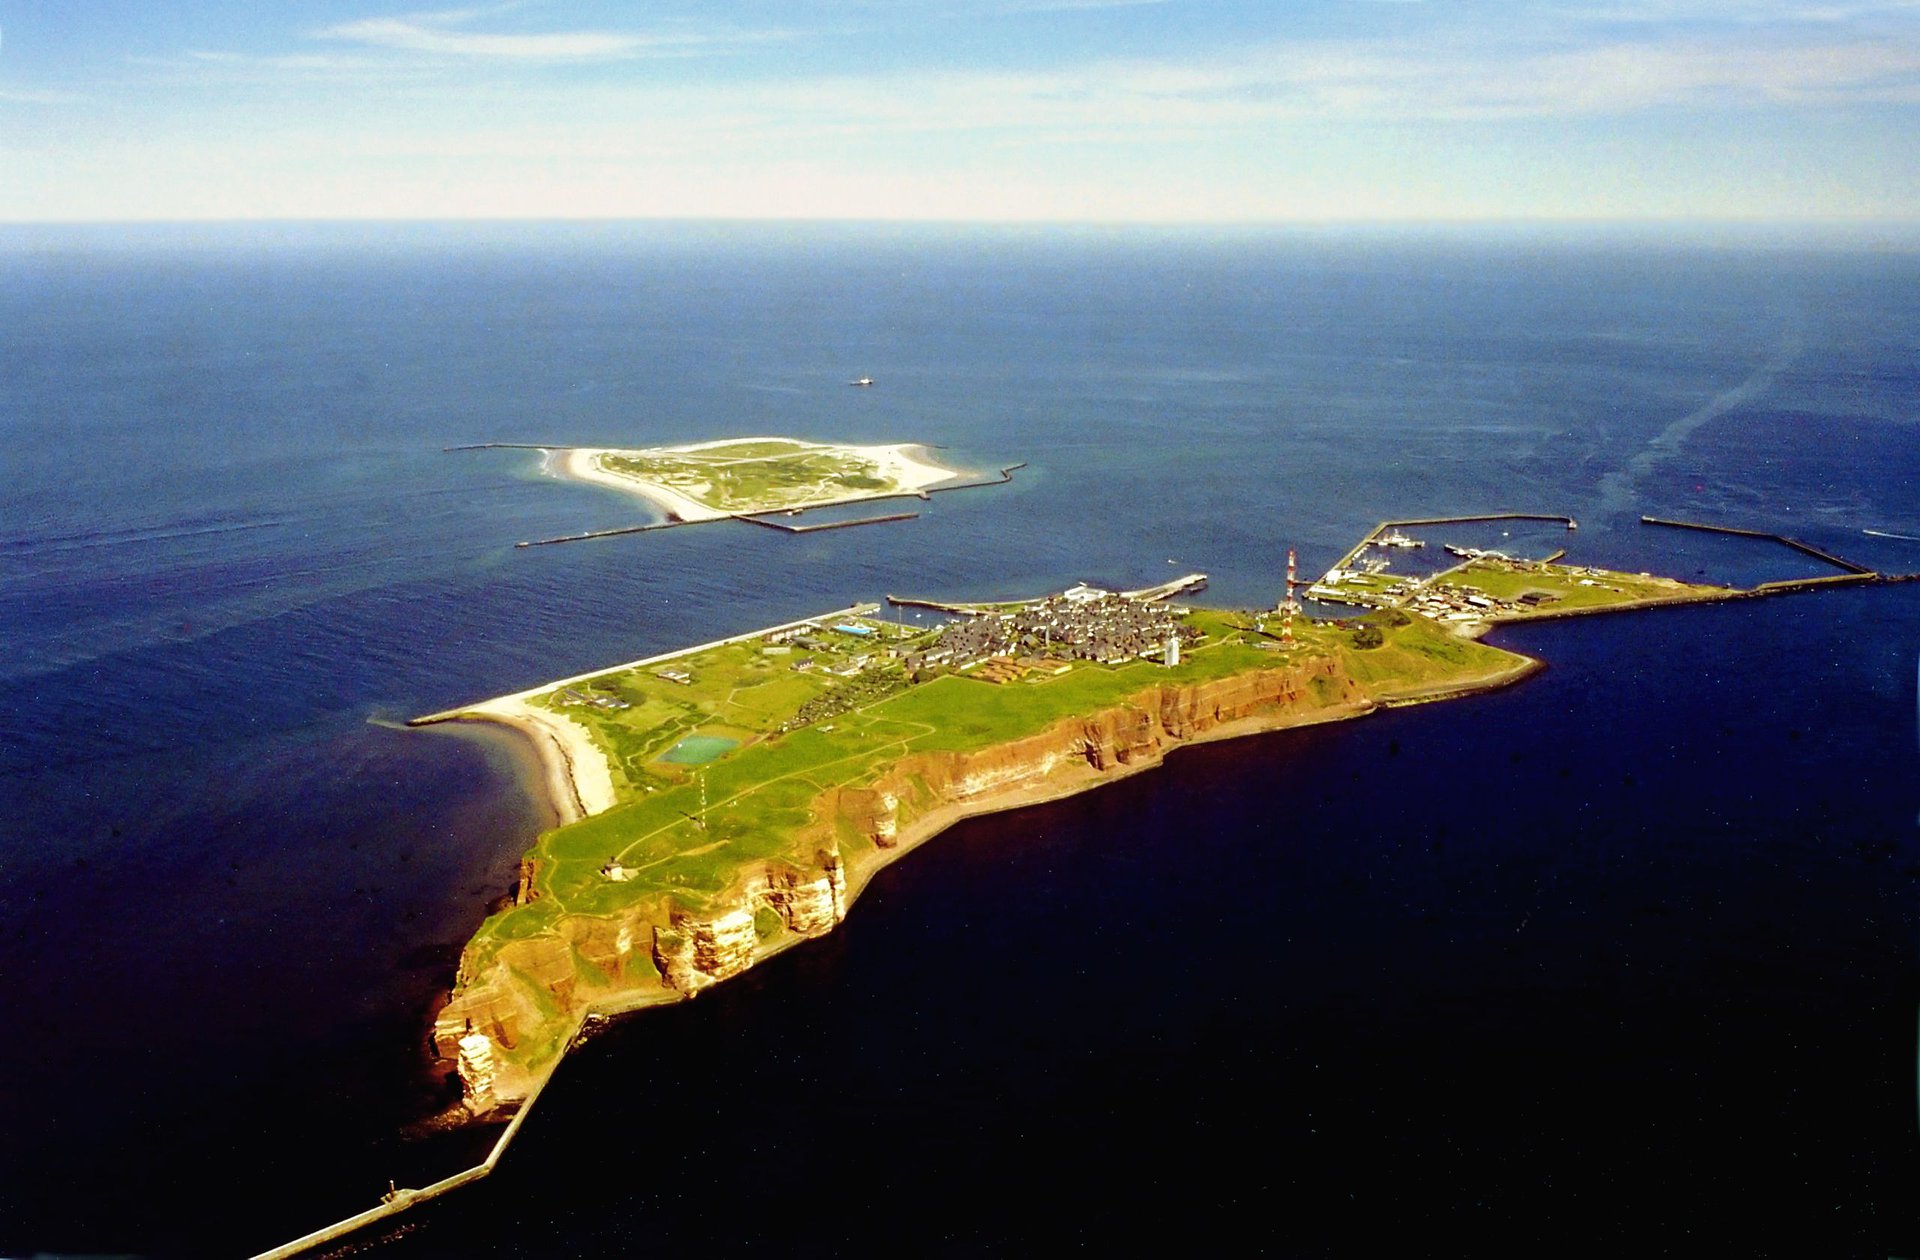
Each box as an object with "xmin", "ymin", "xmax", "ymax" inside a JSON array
[{"xmin": 422, "ymin": 598, "xmax": 1546, "ymax": 1112}]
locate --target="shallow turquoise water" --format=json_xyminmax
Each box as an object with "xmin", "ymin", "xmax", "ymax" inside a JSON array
[{"xmin": 660, "ymin": 734, "xmax": 741, "ymax": 764}]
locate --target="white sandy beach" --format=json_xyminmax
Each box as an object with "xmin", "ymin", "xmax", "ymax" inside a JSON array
[
  {"xmin": 559, "ymin": 447, "xmax": 729, "ymax": 522},
  {"xmin": 869, "ymin": 442, "xmax": 960, "ymax": 492},
  {"xmin": 465, "ymin": 694, "xmax": 618, "ymax": 821},
  {"xmin": 555, "ymin": 438, "xmax": 960, "ymax": 520},
  {"xmin": 424, "ymin": 602, "xmax": 875, "ymax": 832}
]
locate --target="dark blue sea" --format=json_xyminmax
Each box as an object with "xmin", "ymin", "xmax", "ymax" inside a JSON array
[{"xmin": 1, "ymin": 222, "xmax": 1916, "ymax": 1257}]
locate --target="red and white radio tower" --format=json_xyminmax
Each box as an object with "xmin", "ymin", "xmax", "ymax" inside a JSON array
[{"xmin": 1281, "ymin": 547, "xmax": 1301, "ymax": 647}]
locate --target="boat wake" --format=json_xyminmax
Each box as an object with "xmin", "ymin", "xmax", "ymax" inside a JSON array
[
  {"xmin": 1594, "ymin": 329, "xmax": 1804, "ymax": 520},
  {"xmin": 1863, "ymin": 529, "xmax": 1920, "ymax": 543}
]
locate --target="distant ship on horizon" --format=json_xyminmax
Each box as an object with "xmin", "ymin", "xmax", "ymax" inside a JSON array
[{"xmin": 849, "ymin": 376, "xmax": 874, "ymax": 387}]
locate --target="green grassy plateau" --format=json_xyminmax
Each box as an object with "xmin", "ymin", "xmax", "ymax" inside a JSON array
[{"xmin": 455, "ymin": 604, "xmax": 1531, "ymax": 985}]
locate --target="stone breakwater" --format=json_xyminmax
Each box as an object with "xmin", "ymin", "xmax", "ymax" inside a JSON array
[{"xmin": 431, "ymin": 654, "xmax": 1507, "ymax": 1112}]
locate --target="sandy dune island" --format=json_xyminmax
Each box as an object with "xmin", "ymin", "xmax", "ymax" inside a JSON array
[{"xmin": 556, "ymin": 437, "xmax": 960, "ymax": 522}]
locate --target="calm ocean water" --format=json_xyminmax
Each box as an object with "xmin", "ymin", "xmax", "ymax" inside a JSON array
[{"xmin": 1, "ymin": 222, "xmax": 1915, "ymax": 1255}]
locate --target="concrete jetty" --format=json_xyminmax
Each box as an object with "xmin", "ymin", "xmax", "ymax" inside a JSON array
[
  {"xmin": 517, "ymin": 520, "xmax": 684, "ymax": 547},
  {"xmin": 1639, "ymin": 515, "xmax": 1877, "ymax": 575},
  {"xmin": 739, "ymin": 511, "xmax": 921, "ymax": 534},
  {"xmin": 249, "ymin": 1003, "xmax": 587, "ymax": 1259},
  {"xmin": 1121, "ymin": 572, "xmax": 1211, "ymax": 602}
]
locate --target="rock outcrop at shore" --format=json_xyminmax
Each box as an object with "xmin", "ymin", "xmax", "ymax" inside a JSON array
[
  {"xmin": 760, "ymin": 855, "xmax": 848, "ymax": 933},
  {"xmin": 434, "ymin": 657, "xmax": 1371, "ymax": 1110}
]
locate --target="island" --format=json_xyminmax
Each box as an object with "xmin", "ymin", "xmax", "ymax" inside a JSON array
[
  {"xmin": 414, "ymin": 546, "xmax": 1748, "ymax": 1115},
  {"xmin": 559, "ymin": 437, "xmax": 962, "ymax": 521},
  {"xmin": 253, "ymin": 516, "xmax": 1909, "ymax": 1259},
  {"xmin": 410, "ymin": 508, "xmax": 1910, "ymax": 1120}
]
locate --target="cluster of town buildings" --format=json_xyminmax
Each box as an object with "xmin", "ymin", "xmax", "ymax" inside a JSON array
[
  {"xmin": 1401, "ymin": 581, "xmax": 1538, "ymax": 624},
  {"xmin": 905, "ymin": 586, "xmax": 1200, "ymax": 672},
  {"xmin": 761, "ymin": 619, "xmax": 900, "ymax": 680},
  {"xmin": 752, "ymin": 588, "xmax": 1205, "ymax": 733}
]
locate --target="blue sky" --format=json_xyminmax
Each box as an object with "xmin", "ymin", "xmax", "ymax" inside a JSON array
[{"xmin": 1, "ymin": 1, "xmax": 1916, "ymax": 221}]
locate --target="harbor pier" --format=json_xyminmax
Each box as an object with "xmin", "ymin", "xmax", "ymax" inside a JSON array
[
  {"xmin": 1329, "ymin": 513, "xmax": 1579, "ymax": 576},
  {"xmin": 1639, "ymin": 515, "xmax": 1877, "ymax": 577}
]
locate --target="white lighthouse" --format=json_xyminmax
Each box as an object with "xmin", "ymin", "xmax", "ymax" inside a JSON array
[{"xmin": 1165, "ymin": 632, "xmax": 1180, "ymax": 668}]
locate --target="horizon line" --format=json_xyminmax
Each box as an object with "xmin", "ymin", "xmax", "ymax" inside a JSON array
[{"xmin": 4, "ymin": 212, "xmax": 1920, "ymax": 229}]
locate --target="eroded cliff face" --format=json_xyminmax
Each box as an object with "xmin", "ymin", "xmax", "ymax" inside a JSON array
[
  {"xmin": 759, "ymin": 856, "xmax": 848, "ymax": 933},
  {"xmin": 871, "ymin": 657, "xmax": 1358, "ymax": 813},
  {"xmin": 435, "ymin": 659, "xmax": 1364, "ymax": 1111}
]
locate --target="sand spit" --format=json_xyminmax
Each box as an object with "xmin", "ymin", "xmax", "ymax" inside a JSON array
[
  {"xmin": 868, "ymin": 442, "xmax": 960, "ymax": 493},
  {"xmin": 462, "ymin": 695, "xmax": 617, "ymax": 821}
]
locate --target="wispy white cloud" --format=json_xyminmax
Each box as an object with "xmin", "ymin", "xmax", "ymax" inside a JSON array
[
  {"xmin": 310, "ymin": 7, "xmax": 771, "ymax": 61},
  {"xmin": 13, "ymin": 1, "xmax": 1917, "ymax": 221},
  {"xmin": 256, "ymin": 22, "xmax": 1920, "ymax": 176},
  {"xmin": 125, "ymin": 2, "xmax": 1920, "ymax": 131},
  {"xmin": 317, "ymin": 19, "xmax": 644, "ymax": 59},
  {"xmin": 697, "ymin": 33, "xmax": 1920, "ymax": 138},
  {"xmin": 298, "ymin": 28, "xmax": 1917, "ymax": 181},
  {"xmin": 133, "ymin": 6, "xmax": 786, "ymax": 87},
  {"xmin": 1218, "ymin": 35, "xmax": 1920, "ymax": 119}
]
